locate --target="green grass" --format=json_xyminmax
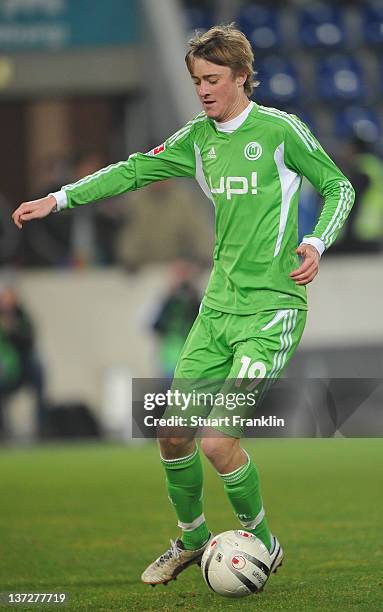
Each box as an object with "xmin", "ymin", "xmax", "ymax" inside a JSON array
[{"xmin": 0, "ymin": 440, "xmax": 382, "ymax": 611}]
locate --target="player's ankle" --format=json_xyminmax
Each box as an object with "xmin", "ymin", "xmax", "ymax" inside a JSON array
[{"xmin": 181, "ymin": 523, "xmax": 210, "ymax": 550}]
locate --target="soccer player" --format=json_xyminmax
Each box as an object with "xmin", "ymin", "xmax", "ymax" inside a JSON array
[{"xmin": 12, "ymin": 25, "xmax": 354, "ymax": 587}]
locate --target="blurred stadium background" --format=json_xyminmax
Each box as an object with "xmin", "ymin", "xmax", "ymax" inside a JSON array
[{"xmin": 0, "ymin": 0, "xmax": 382, "ymax": 443}]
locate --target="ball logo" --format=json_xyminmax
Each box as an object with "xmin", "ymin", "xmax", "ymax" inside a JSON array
[
  {"xmin": 231, "ymin": 555, "xmax": 246, "ymax": 570},
  {"xmin": 238, "ymin": 530, "xmax": 252, "ymax": 538},
  {"xmin": 244, "ymin": 141, "xmax": 262, "ymax": 161}
]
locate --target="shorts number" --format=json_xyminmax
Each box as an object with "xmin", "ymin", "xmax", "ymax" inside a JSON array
[{"xmin": 235, "ymin": 355, "xmax": 266, "ymax": 391}]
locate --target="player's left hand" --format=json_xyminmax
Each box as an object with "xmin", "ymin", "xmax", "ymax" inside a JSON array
[{"xmin": 290, "ymin": 244, "xmax": 320, "ymax": 285}]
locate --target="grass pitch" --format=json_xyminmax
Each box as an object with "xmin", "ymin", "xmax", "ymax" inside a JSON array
[{"xmin": 0, "ymin": 439, "xmax": 382, "ymax": 611}]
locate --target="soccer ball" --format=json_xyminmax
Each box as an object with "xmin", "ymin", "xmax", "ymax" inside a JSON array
[{"xmin": 201, "ymin": 530, "xmax": 271, "ymax": 598}]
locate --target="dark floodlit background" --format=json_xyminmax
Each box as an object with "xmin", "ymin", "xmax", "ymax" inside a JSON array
[
  {"xmin": 0, "ymin": 0, "xmax": 382, "ymax": 443},
  {"xmin": 0, "ymin": 4, "xmax": 382, "ymax": 610}
]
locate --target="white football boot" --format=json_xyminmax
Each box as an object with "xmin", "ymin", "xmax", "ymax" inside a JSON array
[
  {"xmin": 269, "ymin": 535, "xmax": 284, "ymax": 574},
  {"xmin": 141, "ymin": 534, "xmax": 213, "ymax": 586}
]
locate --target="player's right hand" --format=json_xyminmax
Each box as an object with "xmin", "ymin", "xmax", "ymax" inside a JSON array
[{"xmin": 12, "ymin": 195, "xmax": 57, "ymax": 229}]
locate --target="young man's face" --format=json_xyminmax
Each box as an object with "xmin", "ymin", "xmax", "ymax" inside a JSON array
[{"xmin": 190, "ymin": 57, "xmax": 247, "ymax": 122}]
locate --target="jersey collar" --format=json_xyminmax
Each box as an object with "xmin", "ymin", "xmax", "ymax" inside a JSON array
[
  {"xmin": 214, "ymin": 101, "xmax": 255, "ymax": 133},
  {"xmin": 210, "ymin": 101, "xmax": 259, "ymax": 137}
]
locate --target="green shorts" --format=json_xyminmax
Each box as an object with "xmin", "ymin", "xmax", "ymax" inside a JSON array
[{"xmin": 163, "ymin": 304, "xmax": 306, "ymax": 438}]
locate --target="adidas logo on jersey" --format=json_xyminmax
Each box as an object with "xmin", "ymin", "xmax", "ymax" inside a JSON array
[{"xmin": 207, "ymin": 147, "xmax": 217, "ymax": 160}]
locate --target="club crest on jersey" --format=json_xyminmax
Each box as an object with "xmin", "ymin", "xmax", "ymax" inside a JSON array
[
  {"xmin": 147, "ymin": 143, "xmax": 165, "ymax": 156},
  {"xmin": 244, "ymin": 141, "xmax": 262, "ymax": 161}
]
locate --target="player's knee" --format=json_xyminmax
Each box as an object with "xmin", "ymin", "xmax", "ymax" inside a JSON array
[
  {"xmin": 200, "ymin": 435, "xmax": 238, "ymax": 470},
  {"xmin": 158, "ymin": 435, "xmax": 194, "ymax": 460}
]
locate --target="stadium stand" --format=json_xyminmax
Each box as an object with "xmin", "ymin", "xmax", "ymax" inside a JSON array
[{"xmin": 183, "ymin": 1, "xmax": 383, "ymax": 151}]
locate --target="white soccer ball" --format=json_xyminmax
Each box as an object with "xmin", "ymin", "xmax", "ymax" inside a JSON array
[{"xmin": 201, "ymin": 530, "xmax": 271, "ymax": 598}]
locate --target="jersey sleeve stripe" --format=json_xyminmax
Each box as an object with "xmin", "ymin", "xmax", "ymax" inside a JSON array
[
  {"xmin": 168, "ymin": 116, "xmax": 208, "ymax": 147},
  {"xmin": 259, "ymin": 106, "xmax": 316, "ymax": 151},
  {"xmin": 258, "ymin": 107, "xmax": 316, "ymax": 152},
  {"xmin": 321, "ymin": 181, "xmax": 354, "ymax": 247},
  {"xmin": 320, "ymin": 180, "xmax": 353, "ymax": 246},
  {"xmin": 326, "ymin": 185, "xmax": 354, "ymax": 247},
  {"xmin": 293, "ymin": 116, "xmax": 319, "ymax": 150},
  {"xmin": 320, "ymin": 181, "xmax": 346, "ymax": 242},
  {"xmin": 167, "ymin": 127, "xmax": 190, "ymax": 144},
  {"xmin": 167, "ymin": 120, "xmax": 195, "ymax": 144},
  {"xmin": 168, "ymin": 114, "xmax": 207, "ymax": 146},
  {"xmin": 284, "ymin": 113, "xmax": 318, "ymax": 150},
  {"xmin": 63, "ymin": 159, "xmax": 132, "ymax": 191},
  {"xmin": 324, "ymin": 185, "xmax": 353, "ymax": 248}
]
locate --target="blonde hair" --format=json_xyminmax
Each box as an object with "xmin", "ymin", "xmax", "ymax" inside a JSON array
[{"xmin": 185, "ymin": 24, "xmax": 258, "ymax": 96}]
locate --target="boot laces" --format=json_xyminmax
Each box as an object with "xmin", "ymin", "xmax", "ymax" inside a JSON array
[{"xmin": 156, "ymin": 539, "xmax": 181, "ymax": 566}]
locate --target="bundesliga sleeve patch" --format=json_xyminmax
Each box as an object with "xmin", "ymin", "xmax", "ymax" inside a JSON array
[{"xmin": 147, "ymin": 142, "xmax": 166, "ymax": 157}]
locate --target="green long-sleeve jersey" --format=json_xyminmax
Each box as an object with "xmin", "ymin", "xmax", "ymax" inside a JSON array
[{"xmin": 58, "ymin": 103, "xmax": 354, "ymax": 314}]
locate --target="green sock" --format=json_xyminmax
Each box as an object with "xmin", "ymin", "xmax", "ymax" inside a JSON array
[
  {"xmin": 161, "ymin": 445, "xmax": 209, "ymax": 550},
  {"xmin": 220, "ymin": 451, "xmax": 272, "ymax": 552}
]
